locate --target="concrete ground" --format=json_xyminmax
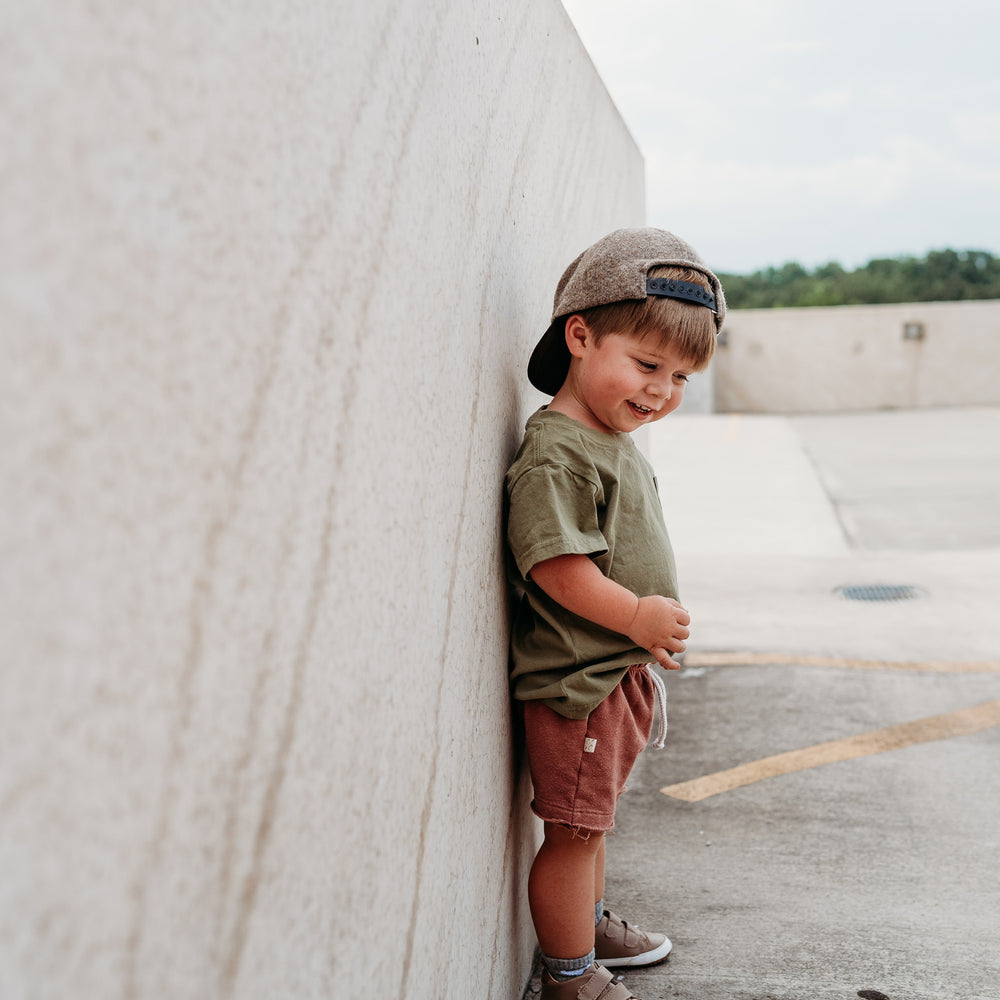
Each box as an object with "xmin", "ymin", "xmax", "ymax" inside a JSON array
[{"xmin": 599, "ymin": 407, "xmax": 1000, "ymax": 1000}]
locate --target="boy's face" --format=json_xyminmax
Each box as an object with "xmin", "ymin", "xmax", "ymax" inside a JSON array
[{"xmin": 559, "ymin": 319, "xmax": 695, "ymax": 434}]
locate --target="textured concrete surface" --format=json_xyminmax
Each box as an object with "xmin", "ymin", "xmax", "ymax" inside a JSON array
[
  {"xmin": 0, "ymin": 3, "xmax": 643, "ymax": 998},
  {"xmin": 715, "ymin": 300, "xmax": 1000, "ymax": 413},
  {"xmin": 601, "ymin": 407, "xmax": 1000, "ymax": 1000},
  {"xmin": 657, "ymin": 408, "xmax": 1000, "ymax": 662}
]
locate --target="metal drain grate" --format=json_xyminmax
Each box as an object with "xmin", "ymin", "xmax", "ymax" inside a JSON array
[{"xmin": 835, "ymin": 584, "xmax": 924, "ymax": 602}]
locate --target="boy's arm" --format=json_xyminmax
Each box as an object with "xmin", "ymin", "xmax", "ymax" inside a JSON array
[{"xmin": 529, "ymin": 553, "xmax": 690, "ymax": 670}]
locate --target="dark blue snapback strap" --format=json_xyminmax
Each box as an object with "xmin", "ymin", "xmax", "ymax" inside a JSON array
[{"xmin": 645, "ymin": 276, "xmax": 717, "ymax": 312}]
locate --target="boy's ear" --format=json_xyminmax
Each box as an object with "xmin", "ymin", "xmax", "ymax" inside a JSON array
[{"xmin": 564, "ymin": 314, "xmax": 591, "ymax": 359}]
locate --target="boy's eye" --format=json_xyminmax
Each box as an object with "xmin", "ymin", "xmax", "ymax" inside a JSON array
[
  {"xmin": 635, "ymin": 359, "xmax": 657, "ymax": 371},
  {"xmin": 675, "ymin": 373, "xmax": 690, "ymax": 382}
]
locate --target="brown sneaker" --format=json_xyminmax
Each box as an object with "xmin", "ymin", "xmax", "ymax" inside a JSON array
[
  {"xmin": 539, "ymin": 962, "xmax": 641, "ymax": 999},
  {"xmin": 594, "ymin": 909, "xmax": 672, "ymax": 968}
]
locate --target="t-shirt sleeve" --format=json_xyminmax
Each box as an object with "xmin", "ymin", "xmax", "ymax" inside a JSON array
[{"xmin": 507, "ymin": 463, "xmax": 607, "ymax": 580}]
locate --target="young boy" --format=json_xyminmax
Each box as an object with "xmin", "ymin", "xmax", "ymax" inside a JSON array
[{"xmin": 505, "ymin": 228, "xmax": 725, "ymax": 999}]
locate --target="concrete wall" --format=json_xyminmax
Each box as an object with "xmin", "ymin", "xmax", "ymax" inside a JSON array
[
  {"xmin": 714, "ymin": 299, "xmax": 1000, "ymax": 413},
  {"xmin": 0, "ymin": 3, "xmax": 643, "ymax": 998}
]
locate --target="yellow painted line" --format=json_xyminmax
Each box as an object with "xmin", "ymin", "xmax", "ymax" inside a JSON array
[
  {"xmin": 684, "ymin": 651, "xmax": 1000, "ymax": 674},
  {"xmin": 661, "ymin": 698, "xmax": 1000, "ymax": 803}
]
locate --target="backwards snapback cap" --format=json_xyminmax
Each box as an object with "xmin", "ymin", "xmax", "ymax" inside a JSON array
[{"xmin": 527, "ymin": 227, "xmax": 727, "ymax": 396}]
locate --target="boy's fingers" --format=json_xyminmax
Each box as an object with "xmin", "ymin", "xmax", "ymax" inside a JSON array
[
  {"xmin": 650, "ymin": 646, "xmax": 681, "ymax": 670},
  {"xmin": 666, "ymin": 598, "xmax": 691, "ymax": 625}
]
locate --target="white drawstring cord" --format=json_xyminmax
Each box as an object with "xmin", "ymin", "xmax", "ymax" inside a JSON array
[{"xmin": 645, "ymin": 664, "xmax": 668, "ymax": 749}]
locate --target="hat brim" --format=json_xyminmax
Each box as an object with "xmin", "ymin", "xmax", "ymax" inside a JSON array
[{"xmin": 527, "ymin": 316, "xmax": 570, "ymax": 396}]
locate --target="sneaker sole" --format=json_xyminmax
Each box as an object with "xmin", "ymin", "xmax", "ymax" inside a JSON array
[{"xmin": 598, "ymin": 936, "xmax": 673, "ymax": 968}]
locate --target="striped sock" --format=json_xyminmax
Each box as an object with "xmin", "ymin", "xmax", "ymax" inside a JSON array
[{"xmin": 542, "ymin": 948, "xmax": 596, "ymax": 981}]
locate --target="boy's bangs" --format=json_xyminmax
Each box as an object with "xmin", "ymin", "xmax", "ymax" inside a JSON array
[
  {"xmin": 639, "ymin": 265, "xmax": 717, "ymax": 369},
  {"xmin": 578, "ymin": 264, "xmax": 718, "ymax": 371},
  {"xmin": 636, "ymin": 296, "xmax": 716, "ymax": 370}
]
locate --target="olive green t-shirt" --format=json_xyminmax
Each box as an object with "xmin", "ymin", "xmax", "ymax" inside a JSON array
[{"xmin": 505, "ymin": 407, "xmax": 679, "ymax": 719}]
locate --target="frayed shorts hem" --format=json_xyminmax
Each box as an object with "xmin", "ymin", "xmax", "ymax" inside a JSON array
[{"xmin": 529, "ymin": 799, "xmax": 613, "ymax": 837}]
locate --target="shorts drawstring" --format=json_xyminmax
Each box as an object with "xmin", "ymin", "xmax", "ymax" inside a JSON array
[{"xmin": 645, "ymin": 663, "xmax": 668, "ymax": 749}]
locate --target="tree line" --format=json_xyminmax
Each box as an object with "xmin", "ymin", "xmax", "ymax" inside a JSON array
[{"xmin": 718, "ymin": 249, "xmax": 1000, "ymax": 309}]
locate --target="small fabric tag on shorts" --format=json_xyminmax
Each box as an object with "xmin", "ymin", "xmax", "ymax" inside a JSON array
[{"xmin": 583, "ymin": 737, "xmax": 597, "ymax": 753}]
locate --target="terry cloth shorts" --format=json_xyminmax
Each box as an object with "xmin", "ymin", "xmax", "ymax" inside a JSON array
[{"xmin": 523, "ymin": 664, "xmax": 655, "ymax": 833}]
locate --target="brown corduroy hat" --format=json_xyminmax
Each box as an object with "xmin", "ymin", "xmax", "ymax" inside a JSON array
[{"xmin": 527, "ymin": 227, "xmax": 727, "ymax": 396}]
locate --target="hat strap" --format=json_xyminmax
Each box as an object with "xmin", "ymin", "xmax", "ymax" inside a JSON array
[{"xmin": 645, "ymin": 276, "xmax": 716, "ymax": 312}]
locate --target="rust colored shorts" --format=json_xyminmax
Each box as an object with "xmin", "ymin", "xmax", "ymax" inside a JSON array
[{"xmin": 523, "ymin": 664, "xmax": 655, "ymax": 834}]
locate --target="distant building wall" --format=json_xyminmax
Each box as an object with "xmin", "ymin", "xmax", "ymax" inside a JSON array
[
  {"xmin": 0, "ymin": 3, "xmax": 643, "ymax": 999},
  {"xmin": 679, "ymin": 364, "xmax": 715, "ymax": 414},
  {"xmin": 714, "ymin": 300, "xmax": 1000, "ymax": 413}
]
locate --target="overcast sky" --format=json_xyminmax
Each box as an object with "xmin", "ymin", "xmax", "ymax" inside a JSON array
[{"xmin": 560, "ymin": 0, "xmax": 1000, "ymax": 274}]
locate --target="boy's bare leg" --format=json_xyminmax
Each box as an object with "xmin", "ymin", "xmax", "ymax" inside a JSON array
[{"xmin": 528, "ymin": 821, "xmax": 604, "ymax": 959}]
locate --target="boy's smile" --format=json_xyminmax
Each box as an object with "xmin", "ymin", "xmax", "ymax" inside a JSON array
[{"xmin": 549, "ymin": 318, "xmax": 695, "ymax": 434}]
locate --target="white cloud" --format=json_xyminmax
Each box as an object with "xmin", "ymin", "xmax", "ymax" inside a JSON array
[
  {"xmin": 953, "ymin": 111, "xmax": 1000, "ymax": 150},
  {"xmin": 805, "ymin": 89, "xmax": 853, "ymax": 112},
  {"xmin": 561, "ymin": 0, "xmax": 1000, "ymax": 270}
]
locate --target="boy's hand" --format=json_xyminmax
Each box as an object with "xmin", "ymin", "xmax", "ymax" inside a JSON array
[
  {"xmin": 625, "ymin": 595, "xmax": 690, "ymax": 670},
  {"xmin": 528, "ymin": 554, "xmax": 691, "ymax": 669}
]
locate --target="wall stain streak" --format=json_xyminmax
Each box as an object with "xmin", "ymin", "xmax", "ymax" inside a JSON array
[
  {"xmin": 210, "ymin": 286, "xmax": 339, "ymax": 962},
  {"xmin": 397, "ymin": 364, "xmax": 486, "ymax": 998},
  {"xmin": 218, "ymin": 463, "xmax": 337, "ymax": 996},
  {"xmin": 215, "ymin": 220, "xmax": 356, "ymax": 989},
  {"xmin": 122, "ymin": 391, "xmax": 276, "ymax": 1000},
  {"xmin": 327, "ymin": 9, "xmax": 437, "ymax": 495},
  {"xmin": 211, "ymin": 7, "xmax": 401, "ymax": 983},
  {"xmin": 121, "ymin": 177, "xmax": 346, "ymax": 1000},
  {"xmin": 397, "ymin": 269, "xmax": 496, "ymax": 1000},
  {"xmin": 210, "ymin": 629, "xmax": 274, "ymax": 958}
]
